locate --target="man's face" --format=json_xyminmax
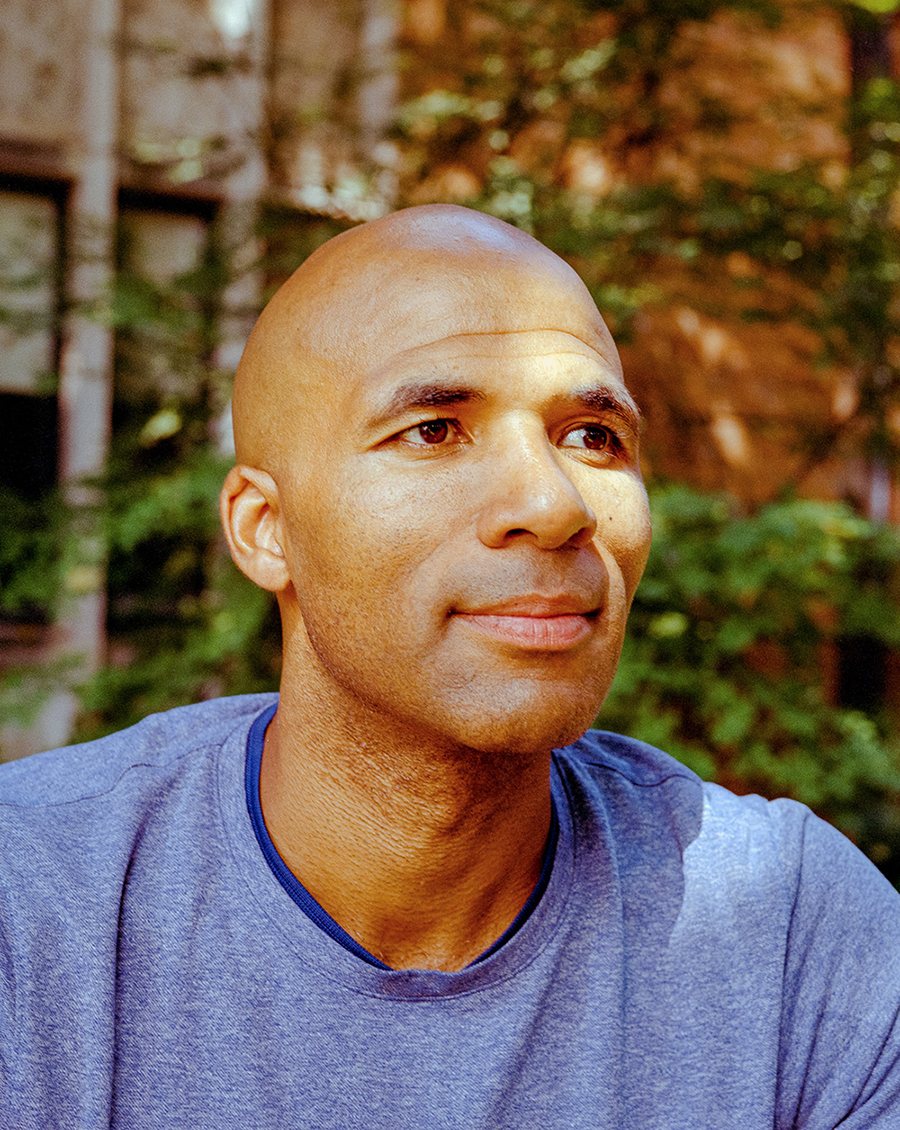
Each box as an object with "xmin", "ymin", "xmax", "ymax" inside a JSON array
[{"xmin": 272, "ymin": 264, "xmax": 652, "ymax": 756}]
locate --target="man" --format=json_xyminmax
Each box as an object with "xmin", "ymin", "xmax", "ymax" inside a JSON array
[{"xmin": 1, "ymin": 205, "xmax": 898, "ymax": 1128}]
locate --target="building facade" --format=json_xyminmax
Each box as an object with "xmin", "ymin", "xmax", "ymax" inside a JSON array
[{"xmin": 0, "ymin": 0, "xmax": 398, "ymax": 756}]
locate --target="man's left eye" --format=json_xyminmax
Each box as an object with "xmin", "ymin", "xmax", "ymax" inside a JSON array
[
  {"xmin": 401, "ymin": 419, "xmax": 460, "ymax": 445},
  {"xmin": 560, "ymin": 425, "xmax": 616, "ymax": 453}
]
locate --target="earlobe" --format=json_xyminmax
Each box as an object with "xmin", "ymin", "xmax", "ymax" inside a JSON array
[{"xmin": 220, "ymin": 465, "xmax": 291, "ymax": 593}]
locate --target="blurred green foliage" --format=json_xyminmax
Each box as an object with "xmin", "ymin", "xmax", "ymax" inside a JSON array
[{"xmin": 602, "ymin": 484, "xmax": 900, "ymax": 880}]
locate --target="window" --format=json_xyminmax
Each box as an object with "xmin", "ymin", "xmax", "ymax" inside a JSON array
[
  {"xmin": 0, "ymin": 181, "xmax": 65, "ymax": 631},
  {"xmin": 0, "ymin": 184, "xmax": 64, "ymax": 495}
]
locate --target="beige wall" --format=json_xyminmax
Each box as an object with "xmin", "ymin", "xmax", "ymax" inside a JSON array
[
  {"xmin": 0, "ymin": 0, "xmax": 82, "ymax": 150},
  {"xmin": 121, "ymin": 0, "xmax": 267, "ymax": 189}
]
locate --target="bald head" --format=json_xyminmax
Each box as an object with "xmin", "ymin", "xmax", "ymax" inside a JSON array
[{"xmin": 231, "ymin": 205, "xmax": 619, "ymax": 473}]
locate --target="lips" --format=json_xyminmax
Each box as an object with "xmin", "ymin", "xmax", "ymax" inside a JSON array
[{"xmin": 452, "ymin": 595, "xmax": 600, "ymax": 651}]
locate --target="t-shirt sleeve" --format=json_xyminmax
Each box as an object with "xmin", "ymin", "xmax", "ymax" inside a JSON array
[{"xmin": 775, "ymin": 807, "xmax": 900, "ymax": 1129}]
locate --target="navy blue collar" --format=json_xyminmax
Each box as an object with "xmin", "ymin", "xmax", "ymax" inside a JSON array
[{"xmin": 244, "ymin": 703, "xmax": 559, "ymax": 970}]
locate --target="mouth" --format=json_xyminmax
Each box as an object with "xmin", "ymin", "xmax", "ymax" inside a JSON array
[{"xmin": 452, "ymin": 595, "xmax": 600, "ymax": 652}]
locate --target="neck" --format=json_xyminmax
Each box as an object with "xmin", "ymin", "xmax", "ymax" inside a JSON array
[{"xmin": 259, "ymin": 686, "xmax": 553, "ymax": 972}]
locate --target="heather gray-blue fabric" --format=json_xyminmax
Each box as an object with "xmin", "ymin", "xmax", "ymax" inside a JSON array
[{"xmin": 1, "ymin": 695, "xmax": 899, "ymax": 1129}]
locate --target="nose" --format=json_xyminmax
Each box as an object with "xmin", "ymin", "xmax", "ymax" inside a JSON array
[{"xmin": 476, "ymin": 426, "xmax": 598, "ymax": 551}]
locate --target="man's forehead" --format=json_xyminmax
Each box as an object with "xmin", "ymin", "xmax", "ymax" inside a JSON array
[
  {"xmin": 363, "ymin": 328, "xmax": 621, "ymax": 387},
  {"xmin": 310, "ymin": 258, "xmax": 616, "ymax": 377},
  {"xmin": 232, "ymin": 205, "xmax": 623, "ymax": 465}
]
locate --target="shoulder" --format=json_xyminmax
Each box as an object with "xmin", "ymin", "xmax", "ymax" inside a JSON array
[
  {"xmin": 555, "ymin": 727, "xmax": 900, "ymax": 917},
  {"xmin": 557, "ymin": 727, "xmax": 839, "ymax": 852},
  {"xmin": 557, "ymin": 732, "xmax": 900, "ymax": 1124},
  {"xmin": 0, "ymin": 694, "xmax": 274, "ymax": 899},
  {"xmin": 0, "ymin": 694, "xmax": 276, "ymax": 1104},
  {"xmin": 556, "ymin": 727, "xmax": 700, "ymax": 788},
  {"xmin": 0, "ymin": 694, "xmax": 276, "ymax": 973},
  {"xmin": 0, "ymin": 693, "xmax": 276, "ymax": 808}
]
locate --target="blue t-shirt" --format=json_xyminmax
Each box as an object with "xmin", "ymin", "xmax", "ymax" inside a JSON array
[{"xmin": 1, "ymin": 694, "xmax": 899, "ymax": 1129}]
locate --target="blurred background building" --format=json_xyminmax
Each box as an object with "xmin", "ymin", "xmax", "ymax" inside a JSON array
[{"xmin": 0, "ymin": 0, "xmax": 400, "ymax": 755}]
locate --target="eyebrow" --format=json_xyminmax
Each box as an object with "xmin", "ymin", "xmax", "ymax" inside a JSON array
[
  {"xmin": 367, "ymin": 382, "xmax": 487, "ymax": 429},
  {"xmin": 571, "ymin": 387, "xmax": 642, "ymax": 433},
  {"xmin": 366, "ymin": 379, "xmax": 641, "ymax": 432}
]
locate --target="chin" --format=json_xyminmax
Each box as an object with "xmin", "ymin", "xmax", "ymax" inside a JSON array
[{"xmin": 440, "ymin": 686, "xmax": 605, "ymax": 757}]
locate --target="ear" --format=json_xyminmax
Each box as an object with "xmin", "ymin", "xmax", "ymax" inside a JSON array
[{"xmin": 220, "ymin": 465, "xmax": 290, "ymax": 593}]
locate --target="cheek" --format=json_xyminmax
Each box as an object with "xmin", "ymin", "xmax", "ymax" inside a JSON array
[
  {"xmin": 337, "ymin": 462, "xmax": 473, "ymax": 567},
  {"xmin": 283, "ymin": 472, "xmax": 451, "ymax": 615},
  {"xmin": 593, "ymin": 480, "xmax": 652, "ymax": 599}
]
